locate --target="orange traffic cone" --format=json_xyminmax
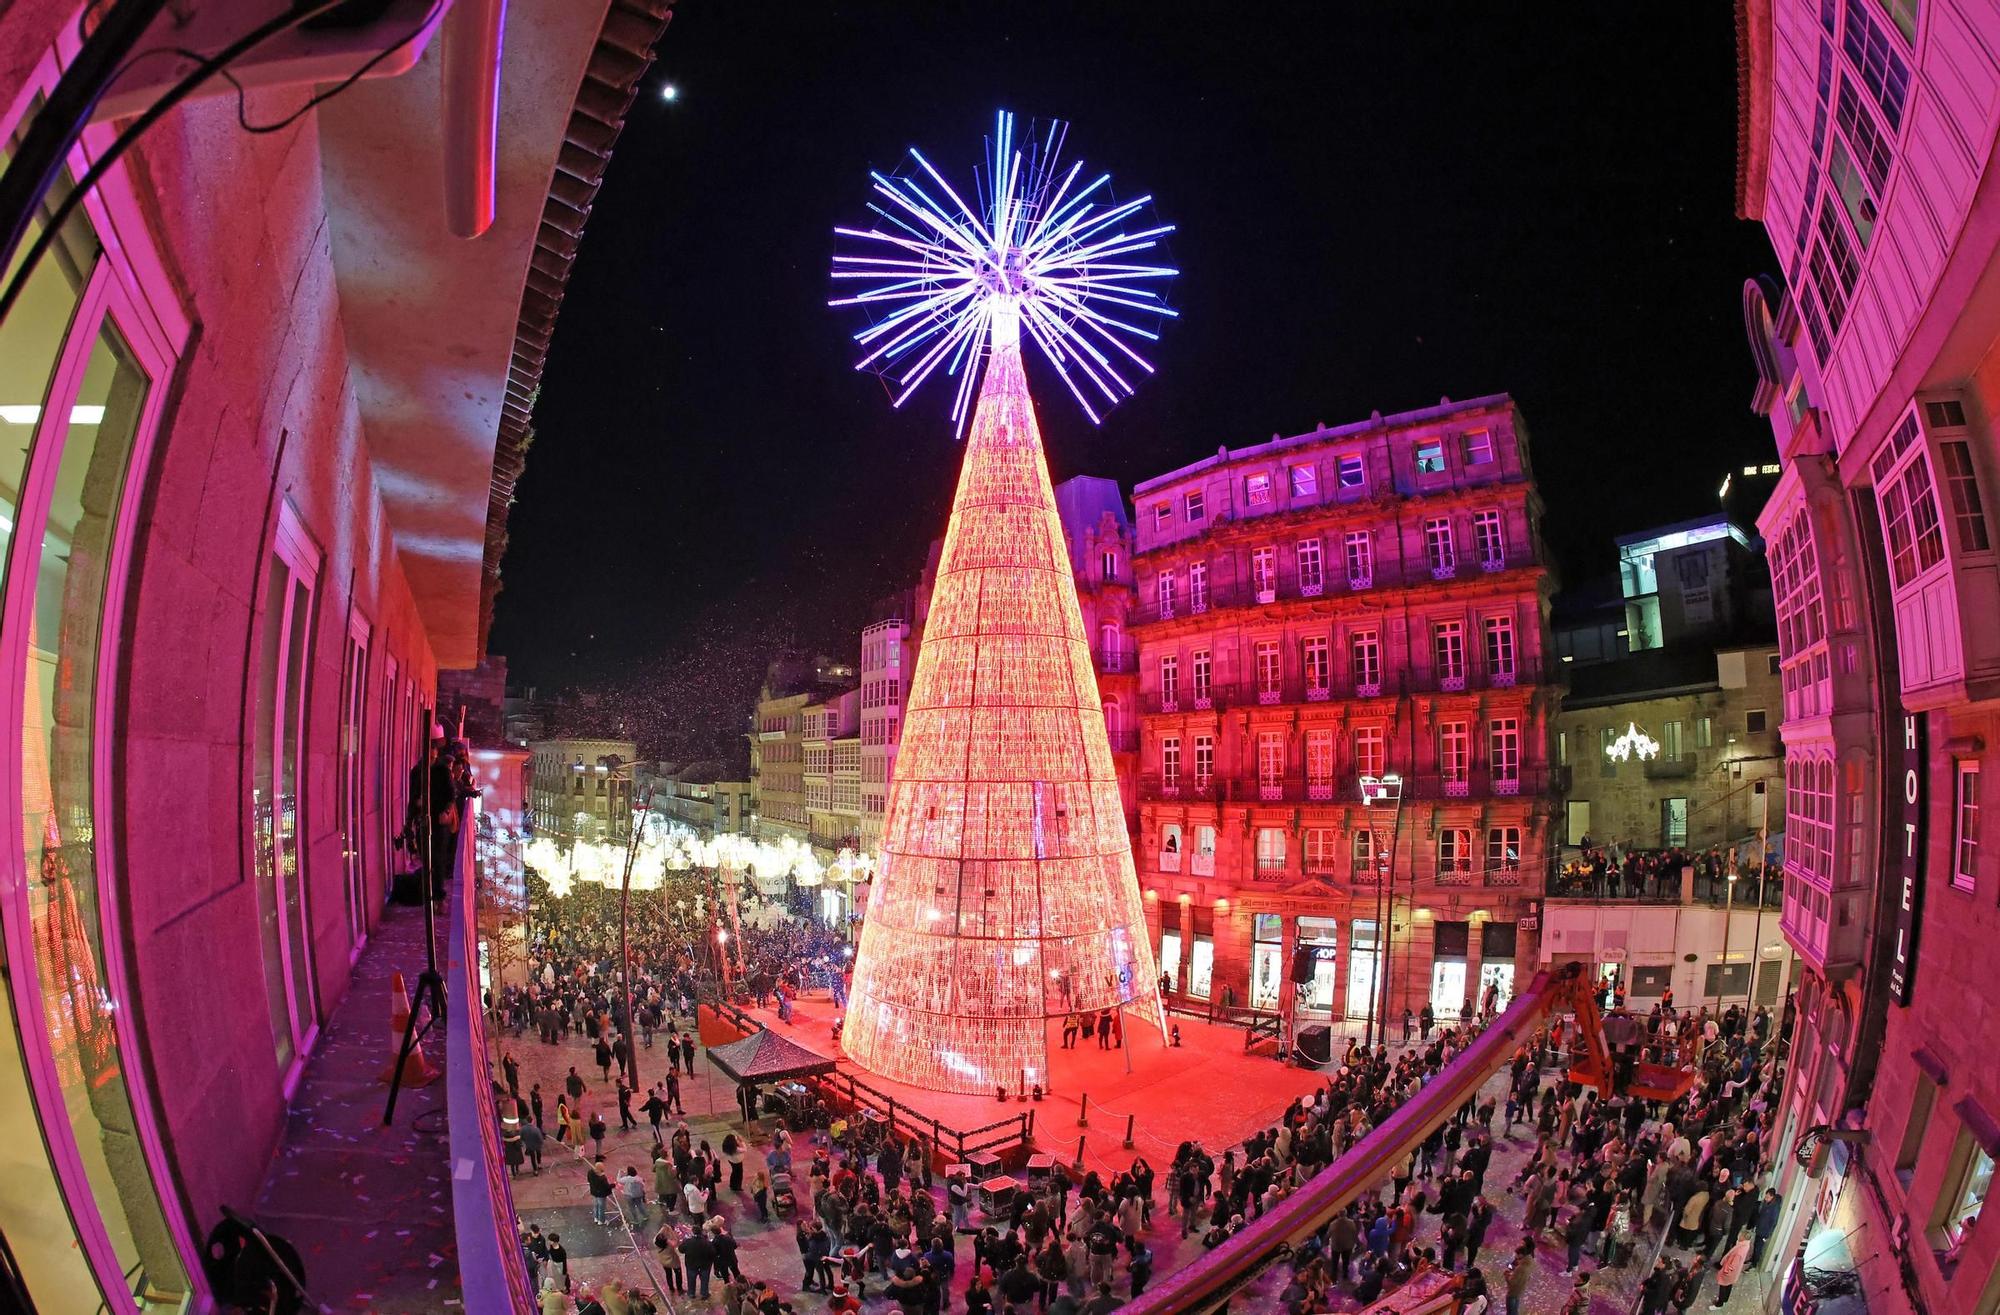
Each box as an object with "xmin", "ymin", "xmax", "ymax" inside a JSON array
[{"xmin": 381, "ymin": 970, "xmax": 441, "ymax": 1087}]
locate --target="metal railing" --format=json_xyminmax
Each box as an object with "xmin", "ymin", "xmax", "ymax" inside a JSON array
[
  {"xmin": 448, "ymin": 800, "xmax": 536, "ymax": 1314},
  {"xmin": 1124, "ymin": 969, "xmax": 1559, "ymax": 1314},
  {"xmin": 695, "ymin": 997, "xmax": 1038, "ymax": 1167},
  {"xmin": 1132, "ymin": 550, "xmax": 1541, "ymax": 626}
]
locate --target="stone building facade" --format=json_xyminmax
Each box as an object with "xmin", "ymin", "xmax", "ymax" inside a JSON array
[
  {"xmin": 1555, "ymin": 642, "xmax": 1786, "ymax": 852},
  {"xmin": 1128, "ymin": 395, "xmax": 1558, "ymax": 1038},
  {"xmin": 1738, "ymin": 0, "xmax": 2000, "ymax": 1307}
]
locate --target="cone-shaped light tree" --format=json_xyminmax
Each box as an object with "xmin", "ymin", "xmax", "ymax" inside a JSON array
[{"xmin": 829, "ymin": 113, "xmax": 1175, "ymax": 1093}]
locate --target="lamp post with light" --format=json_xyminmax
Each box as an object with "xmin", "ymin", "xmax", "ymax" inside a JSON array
[{"xmin": 1359, "ymin": 774, "xmax": 1405, "ymax": 1051}]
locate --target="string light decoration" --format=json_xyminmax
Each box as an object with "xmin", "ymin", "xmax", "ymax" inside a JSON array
[
  {"xmin": 1605, "ymin": 722, "xmax": 1662, "ymax": 763},
  {"xmin": 830, "ymin": 113, "xmax": 1170, "ymax": 1094}
]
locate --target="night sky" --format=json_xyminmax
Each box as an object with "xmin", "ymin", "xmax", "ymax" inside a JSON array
[{"xmin": 488, "ymin": 4, "xmax": 1779, "ymax": 753}]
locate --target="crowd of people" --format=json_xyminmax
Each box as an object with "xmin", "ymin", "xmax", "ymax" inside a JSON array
[
  {"xmin": 1549, "ymin": 844, "xmax": 1782, "ymax": 907},
  {"xmin": 503, "ymin": 872, "xmax": 1793, "ymax": 1315}
]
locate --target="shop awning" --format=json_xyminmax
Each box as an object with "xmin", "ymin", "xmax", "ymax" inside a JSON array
[{"xmin": 705, "ymin": 1029, "xmax": 838, "ymax": 1086}]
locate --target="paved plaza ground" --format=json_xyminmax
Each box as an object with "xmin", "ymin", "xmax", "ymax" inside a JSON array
[{"xmin": 504, "ymin": 994, "xmax": 1781, "ymax": 1314}]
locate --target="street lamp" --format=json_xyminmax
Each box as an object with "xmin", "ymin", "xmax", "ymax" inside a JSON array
[
  {"xmin": 1714, "ymin": 868, "xmax": 1740, "ymax": 1013},
  {"xmin": 1359, "ymin": 774, "xmax": 1405, "ymax": 1052}
]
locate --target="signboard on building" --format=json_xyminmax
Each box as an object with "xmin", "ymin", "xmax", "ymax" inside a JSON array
[
  {"xmin": 1888, "ymin": 710, "xmax": 1927, "ymax": 1005},
  {"xmin": 1676, "ymin": 549, "xmax": 1716, "ymax": 626}
]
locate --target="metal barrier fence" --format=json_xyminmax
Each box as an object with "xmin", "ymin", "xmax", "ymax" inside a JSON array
[
  {"xmin": 1121, "ymin": 970, "xmax": 1559, "ymax": 1315},
  {"xmin": 696, "ymin": 1000, "xmax": 1038, "ymax": 1166},
  {"xmin": 446, "ymin": 800, "xmax": 536, "ymax": 1313}
]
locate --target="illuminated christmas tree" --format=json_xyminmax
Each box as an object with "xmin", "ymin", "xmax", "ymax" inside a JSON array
[{"xmin": 830, "ymin": 113, "xmax": 1173, "ymax": 1093}]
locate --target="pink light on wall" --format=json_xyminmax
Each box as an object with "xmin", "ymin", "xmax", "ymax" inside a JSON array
[{"xmin": 839, "ymin": 343, "xmax": 1162, "ymax": 1093}]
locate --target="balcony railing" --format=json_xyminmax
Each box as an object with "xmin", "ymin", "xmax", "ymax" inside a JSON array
[
  {"xmin": 1190, "ymin": 852, "xmax": 1216, "ymax": 877},
  {"xmin": 1642, "ymin": 754, "xmax": 1696, "ymax": 780},
  {"xmin": 1139, "ymin": 662, "xmax": 1544, "ymax": 715},
  {"xmin": 1141, "ymin": 769, "xmax": 1542, "ymax": 805},
  {"xmin": 1158, "ymin": 850, "xmax": 1182, "ymax": 872},
  {"xmin": 1095, "ymin": 640, "xmax": 1137, "ymax": 673},
  {"xmin": 1132, "ymin": 549, "xmax": 1541, "ymax": 625},
  {"xmin": 1401, "ymin": 656, "xmax": 1545, "ymax": 695}
]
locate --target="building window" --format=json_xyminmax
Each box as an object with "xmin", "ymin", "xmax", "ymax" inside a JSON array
[
  {"xmin": 1255, "ymin": 827, "xmax": 1287, "ymax": 871},
  {"xmin": 1804, "ymin": 195, "xmax": 1861, "ymax": 351},
  {"xmin": 1188, "ymin": 560, "xmax": 1208, "ymax": 612},
  {"xmin": 1827, "ymin": 136, "xmax": 1878, "ymax": 248},
  {"xmin": 1290, "ymin": 464, "xmax": 1317, "ymax": 499},
  {"xmin": 1306, "ymin": 729, "xmax": 1335, "ymax": 790},
  {"xmin": 1352, "ymin": 830, "xmax": 1378, "ymax": 878},
  {"xmin": 1100, "ymin": 549, "xmax": 1118, "ymax": 581},
  {"xmin": 1159, "ymin": 655, "xmax": 1179, "ymax": 707},
  {"xmin": 1160, "ymin": 736, "xmax": 1181, "ymax": 790},
  {"xmin": 1246, "ymin": 471, "xmax": 1272, "ymax": 506},
  {"xmin": 1697, "ymin": 716, "xmax": 1714, "ymax": 748},
  {"xmin": 1876, "ymin": 0, "xmax": 1917, "ymax": 44},
  {"xmin": 1483, "ymin": 614, "xmax": 1516, "ymax": 680},
  {"xmin": 1930, "ymin": 1131, "xmax": 1994, "ymax": 1260},
  {"xmin": 1954, "ymin": 761, "xmax": 1981, "ymax": 892},
  {"xmin": 1440, "ymin": 721, "xmax": 1471, "ymax": 787},
  {"xmin": 1464, "ymin": 429, "xmax": 1494, "ymax": 465},
  {"xmin": 1438, "ymin": 829, "xmax": 1473, "ymax": 880},
  {"xmin": 1338, "ymin": 454, "xmax": 1366, "ymax": 489},
  {"xmin": 1351, "ymin": 628, "xmax": 1382, "ymax": 694},
  {"xmin": 1662, "ymin": 720, "xmax": 1682, "ymax": 760},
  {"xmin": 1098, "ymin": 622, "xmax": 1122, "ymax": 671},
  {"xmin": 1345, "ymin": 531, "xmax": 1373, "ymax": 588},
  {"xmin": 1433, "ymin": 619, "xmax": 1466, "ymax": 687},
  {"xmin": 1302, "ymin": 635, "xmax": 1330, "ymax": 695},
  {"xmin": 1255, "ymin": 641, "xmax": 1282, "ymax": 699},
  {"xmin": 1473, "ymin": 509, "xmax": 1505, "ymax": 569},
  {"xmin": 1747, "ymin": 709, "xmax": 1768, "ymax": 734},
  {"xmin": 1937, "ymin": 442, "xmax": 1991, "ymax": 554},
  {"xmin": 1257, "ymin": 731, "xmax": 1285, "ymax": 793},
  {"xmin": 256, "ymin": 511, "xmax": 325, "ymax": 1088},
  {"xmin": 1157, "ymin": 570, "xmax": 1176, "ymax": 619},
  {"xmin": 1897, "ymin": 1076, "xmax": 1937, "ymax": 1188},
  {"xmin": 1489, "ymin": 718, "xmax": 1520, "ymax": 788},
  {"xmin": 1354, "ymin": 726, "xmax": 1386, "ymax": 778},
  {"xmin": 1154, "ymin": 502, "xmax": 1171, "ymax": 529},
  {"xmin": 1305, "ymin": 828, "xmax": 1338, "ymax": 873},
  {"xmin": 1193, "ymin": 735, "xmax": 1214, "ymax": 789},
  {"xmin": 1297, "ymin": 537, "xmax": 1323, "ymax": 594},
  {"xmin": 1425, "ymin": 516, "xmax": 1456, "ymax": 576},
  {"xmin": 1875, "ymin": 415, "xmax": 1948, "ymax": 587},
  {"xmin": 1252, "ymin": 545, "xmax": 1277, "ymax": 598},
  {"xmin": 1416, "ymin": 440, "xmax": 1446, "ymax": 475},
  {"xmin": 1486, "ymin": 826, "xmax": 1521, "ymax": 874},
  {"xmin": 1843, "ymin": 0, "xmax": 1911, "ymax": 131},
  {"xmin": 1191, "ymin": 648, "xmax": 1211, "ymax": 705},
  {"xmin": 1185, "ymin": 488, "xmax": 1205, "ymax": 522},
  {"xmin": 337, "ymin": 619, "xmax": 371, "ymax": 953}
]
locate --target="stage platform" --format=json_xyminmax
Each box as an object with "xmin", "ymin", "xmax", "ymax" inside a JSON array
[{"xmin": 738, "ymin": 992, "xmax": 1328, "ymax": 1178}]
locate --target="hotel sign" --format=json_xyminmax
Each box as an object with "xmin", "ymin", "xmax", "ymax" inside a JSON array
[{"xmin": 1888, "ymin": 711, "xmax": 1927, "ymax": 1005}]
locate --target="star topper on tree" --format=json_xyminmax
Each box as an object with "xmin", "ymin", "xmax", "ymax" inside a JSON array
[{"xmin": 830, "ymin": 110, "xmax": 1177, "ymax": 436}]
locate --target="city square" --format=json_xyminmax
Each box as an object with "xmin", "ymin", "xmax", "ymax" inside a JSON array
[{"xmin": 0, "ymin": 3, "xmax": 1991, "ymax": 1315}]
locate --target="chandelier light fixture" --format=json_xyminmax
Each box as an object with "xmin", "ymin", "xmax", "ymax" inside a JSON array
[{"xmin": 1605, "ymin": 722, "xmax": 1661, "ymax": 763}]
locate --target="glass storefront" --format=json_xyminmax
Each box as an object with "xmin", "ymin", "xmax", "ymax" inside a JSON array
[
  {"xmin": 1188, "ymin": 934, "xmax": 1214, "ymax": 999},
  {"xmin": 1250, "ymin": 914, "xmax": 1282, "ymax": 1011},
  {"xmin": 0, "ymin": 111, "xmax": 191, "ymax": 1310},
  {"xmin": 1298, "ymin": 916, "xmax": 1339, "ymax": 1013},
  {"xmin": 1432, "ymin": 920, "xmax": 1470, "ymax": 1019},
  {"xmin": 1347, "ymin": 918, "xmax": 1380, "ymax": 1021}
]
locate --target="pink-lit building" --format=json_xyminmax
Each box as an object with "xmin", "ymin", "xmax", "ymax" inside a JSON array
[
  {"xmin": 0, "ymin": 2, "xmax": 667, "ymax": 1308},
  {"xmin": 1738, "ymin": 0, "xmax": 2000, "ymax": 1306},
  {"xmin": 1128, "ymin": 396, "xmax": 1557, "ymax": 1041}
]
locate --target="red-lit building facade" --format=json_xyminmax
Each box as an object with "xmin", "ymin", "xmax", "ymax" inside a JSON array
[
  {"xmin": 1129, "ymin": 396, "xmax": 1557, "ymax": 1038},
  {"xmin": 1738, "ymin": 0, "xmax": 2000, "ymax": 1308}
]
